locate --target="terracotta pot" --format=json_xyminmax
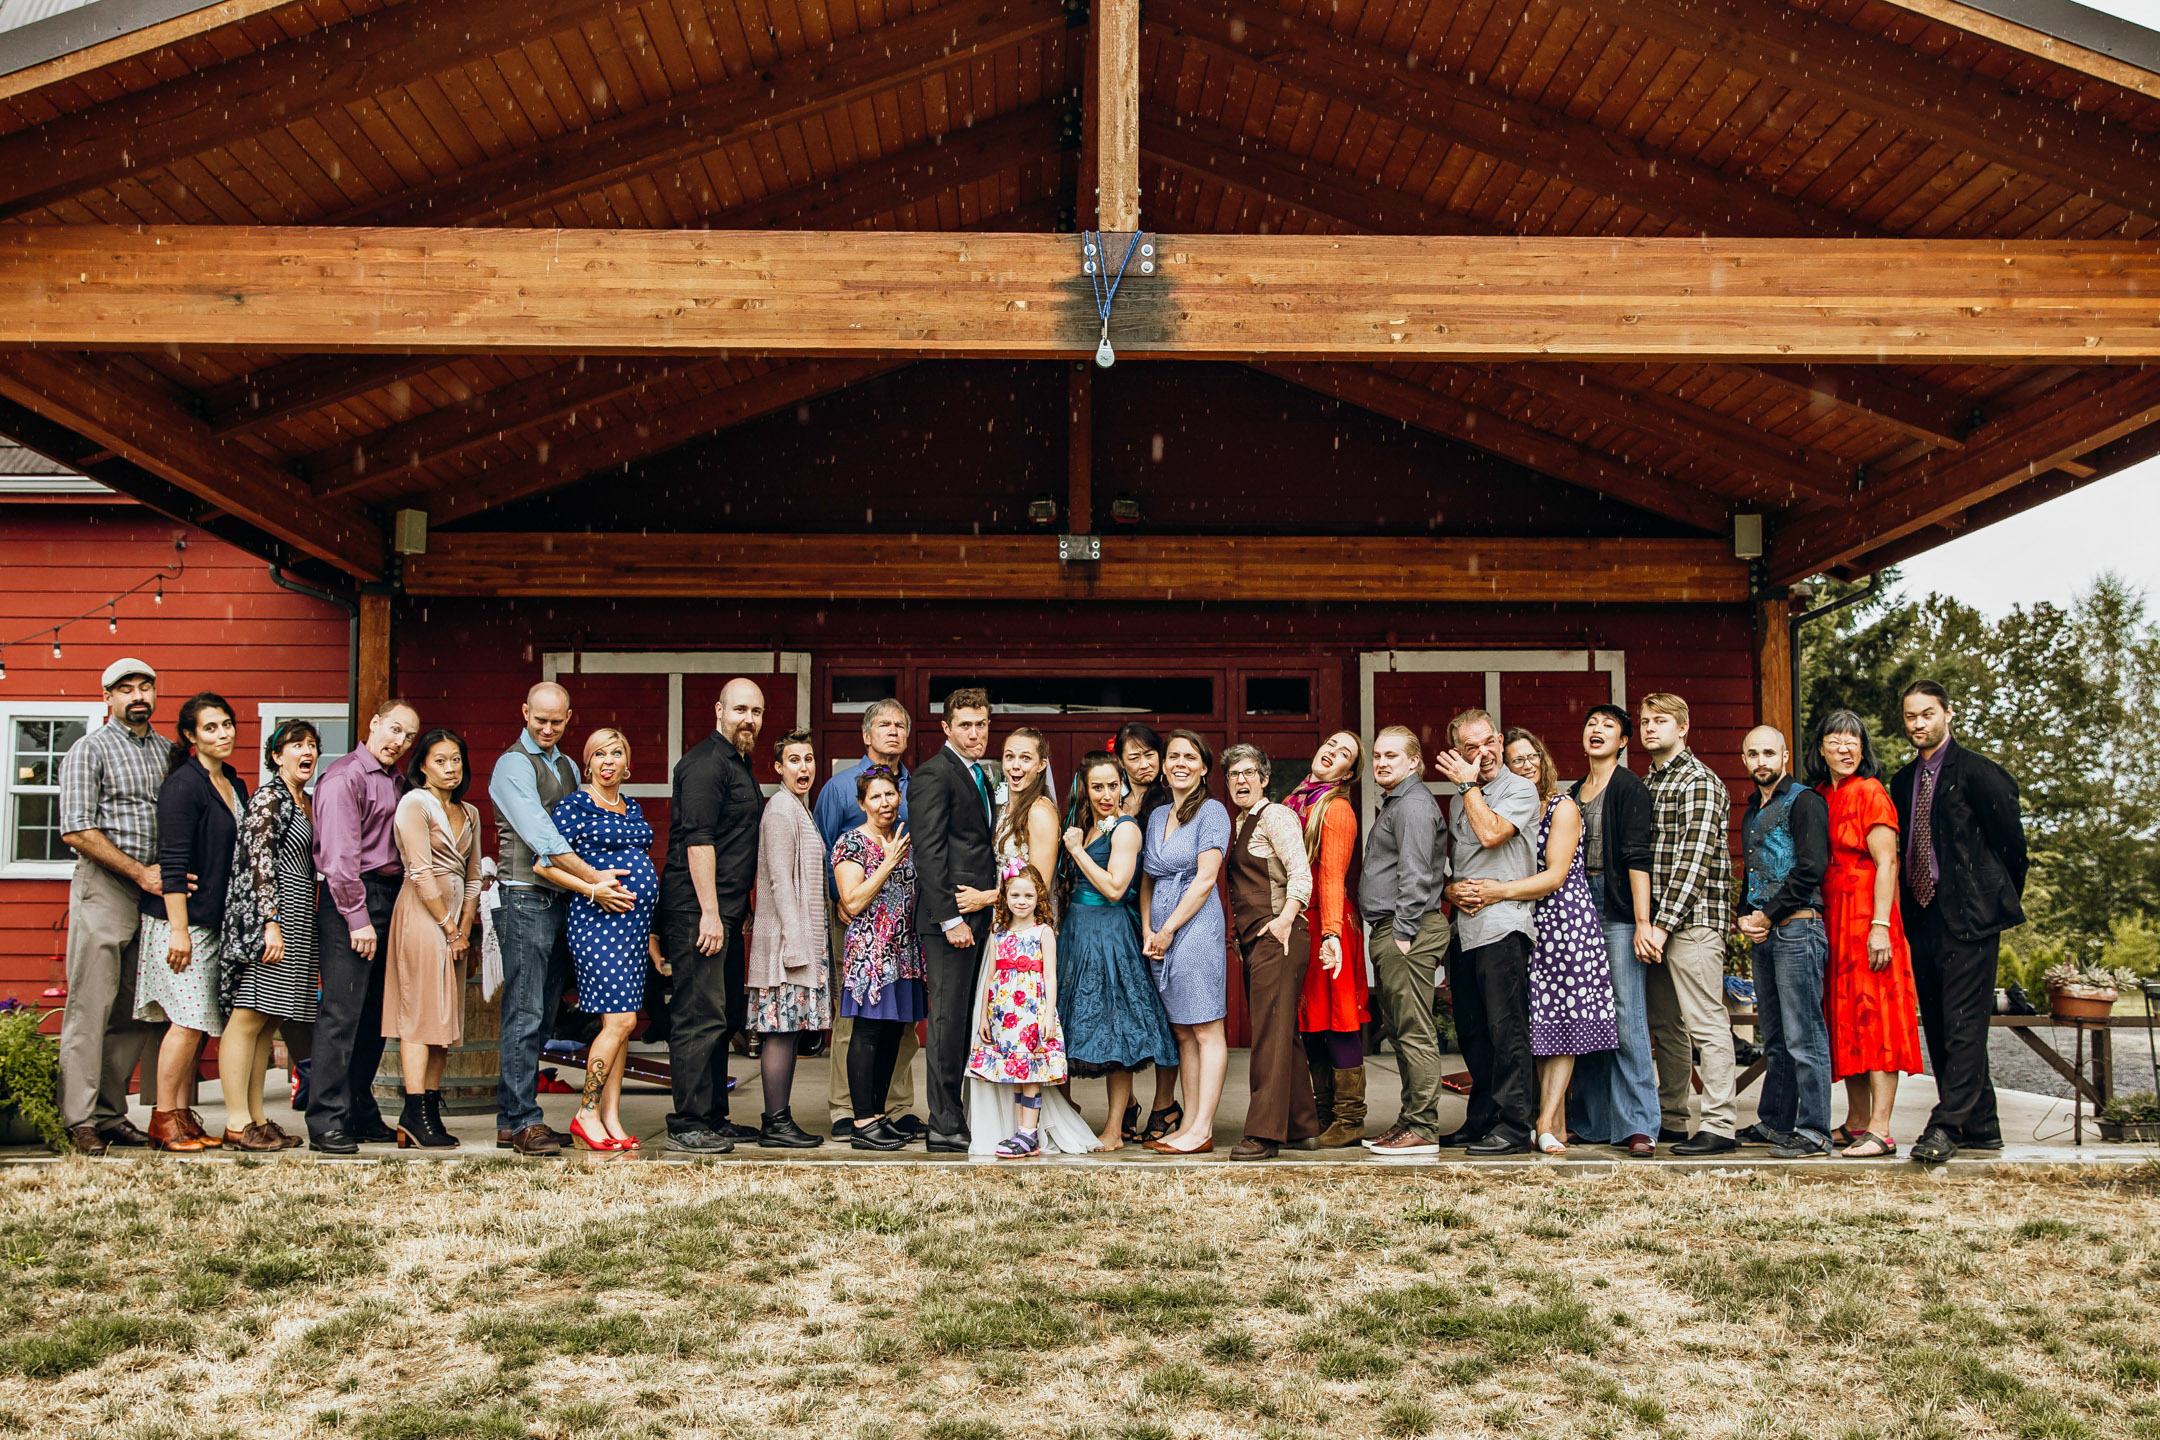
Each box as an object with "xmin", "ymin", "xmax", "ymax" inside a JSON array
[{"xmin": 2047, "ymin": 984, "xmax": 2118, "ymax": 1020}]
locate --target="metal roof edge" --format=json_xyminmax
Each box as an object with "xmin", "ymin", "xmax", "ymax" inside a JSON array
[
  {"xmin": 0, "ymin": 0, "xmax": 223, "ymax": 79},
  {"xmin": 1955, "ymin": 0, "xmax": 2160, "ymax": 74}
]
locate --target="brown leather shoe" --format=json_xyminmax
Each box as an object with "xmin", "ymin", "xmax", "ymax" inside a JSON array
[
  {"xmin": 262, "ymin": 1120, "xmax": 304, "ymax": 1149},
  {"xmin": 1230, "ymin": 1138, "xmax": 1279, "ymax": 1161},
  {"xmin": 223, "ymin": 1123, "xmax": 284, "ymax": 1152},
  {"xmin": 68, "ymin": 1124, "xmax": 108, "ymax": 1155},
  {"xmin": 100, "ymin": 1117, "xmax": 153, "ymax": 1147},
  {"xmin": 1625, "ymin": 1134, "xmax": 1657, "ymax": 1158},
  {"xmin": 149, "ymin": 1109, "xmax": 211, "ymax": 1152},
  {"xmin": 506, "ymin": 1123, "xmax": 562, "ymax": 1156},
  {"xmin": 179, "ymin": 1110, "xmax": 223, "ymax": 1147}
]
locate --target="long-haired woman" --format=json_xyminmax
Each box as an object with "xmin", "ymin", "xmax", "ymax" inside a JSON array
[
  {"xmin": 219, "ymin": 718, "xmax": 321, "ymax": 1150},
  {"xmin": 1114, "ymin": 720, "xmax": 1179, "ymax": 1137},
  {"xmin": 139, "ymin": 692, "xmax": 248, "ymax": 1151},
  {"xmin": 997, "ymin": 726, "xmax": 1060, "ymax": 876},
  {"xmin": 1056, "ymin": 750, "xmax": 1178, "ymax": 1150},
  {"xmin": 383, "ymin": 728, "xmax": 481, "ymax": 1148},
  {"xmin": 745, "ymin": 730, "xmax": 832, "ymax": 1148},
  {"xmin": 1139, "ymin": 730, "xmax": 1232, "ymax": 1154},
  {"xmin": 1283, "ymin": 730, "xmax": 1371, "ymax": 1147},
  {"xmin": 1805, "ymin": 710, "xmax": 1924, "ymax": 1158}
]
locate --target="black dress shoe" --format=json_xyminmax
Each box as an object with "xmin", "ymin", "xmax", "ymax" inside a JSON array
[
  {"xmin": 757, "ymin": 1109, "xmax": 825, "ymax": 1149},
  {"xmin": 1671, "ymin": 1131, "xmax": 1739, "ymax": 1156},
  {"xmin": 850, "ymin": 1118, "xmax": 910, "ymax": 1151},
  {"xmin": 714, "ymin": 1119, "xmax": 762, "ymax": 1143},
  {"xmin": 1465, "ymin": 1133, "xmax": 1533, "ymax": 1157},
  {"xmin": 926, "ymin": 1130, "xmax": 970, "ymax": 1153},
  {"xmin": 353, "ymin": 1121, "xmax": 397, "ymax": 1145},
  {"xmin": 1960, "ymin": 1133, "xmax": 2004, "ymax": 1152},
  {"xmin": 68, "ymin": 1125, "xmax": 108, "ymax": 1155},
  {"xmin": 1908, "ymin": 1126, "xmax": 1959, "ymax": 1164},
  {"xmin": 830, "ymin": 1117, "xmax": 855, "ymax": 1139},
  {"xmin": 309, "ymin": 1130, "xmax": 359, "ymax": 1154},
  {"xmin": 890, "ymin": 1114, "xmax": 927, "ymax": 1138},
  {"xmin": 1657, "ymin": 1127, "xmax": 1691, "ymax": 1144},
  {"xmin": 1433, "ymin": 1128, "xmax": 1487, "ymax": 1148},
  {"xmin": 100, "ymin": 1118, "xmax": 153, "ymax": 1147}
]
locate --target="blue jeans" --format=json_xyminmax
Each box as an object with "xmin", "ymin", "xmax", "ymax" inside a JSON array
[
  {"xmin": 1751, "ymin": 916, "xmax": 1832, "ymax": 1146},
  {"xmin": 495, "ymin": 884, "xmax": 573, "ymax": 1132},
  {"xmin": 1570, "ymin": 873, "xmax": 1661, "ymax": 1144}
]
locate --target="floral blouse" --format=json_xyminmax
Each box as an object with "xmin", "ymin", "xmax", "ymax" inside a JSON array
[{"xmin": 833, "ymin": 827, "xmax": 924, "ymax": 1006}]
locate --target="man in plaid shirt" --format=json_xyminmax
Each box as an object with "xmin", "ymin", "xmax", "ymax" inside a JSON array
[{"xmin": 1638, "ymin": 692, "xmax": 1739, "ymax": 1156}]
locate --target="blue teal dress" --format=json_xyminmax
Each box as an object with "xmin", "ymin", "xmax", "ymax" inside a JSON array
[
  {"xmin": 1144, "ymin": 800, "xmax": 1232, "ymax": 1026},
  {"xmin": 551, "ymin": 788, "xmax": 659, "ymax": 1014},
  {"xmin": 1057, "ymin": 817, "xmax": 1177, "ymax": 1075}
]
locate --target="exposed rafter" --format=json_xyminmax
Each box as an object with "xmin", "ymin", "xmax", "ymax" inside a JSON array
[
  {"xmin": 1745, "ymin": 366, "xmax": 1970, "ymax": 452},
  {"xmin": 205, "ymin": 355, "xmax": 451, "ymax": 438},
  {"xmin": 1252, "ymin": 362, "xmax": 1732, "ymax": 534}
]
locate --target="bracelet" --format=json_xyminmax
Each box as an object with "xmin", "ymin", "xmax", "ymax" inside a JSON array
[{"xmin": 1869, "ymin": 920, "xmax": 1891, "ymax": 929}]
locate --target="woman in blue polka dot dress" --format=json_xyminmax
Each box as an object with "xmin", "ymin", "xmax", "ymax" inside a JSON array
[{"xmin": 548, "ymin": 726, "xmax": 660, "ymax": 1151}]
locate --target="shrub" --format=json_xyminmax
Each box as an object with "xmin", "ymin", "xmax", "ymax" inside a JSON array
[{"xmin": 0, "ymin": 1007, "xmax": 65, "ymax": 1151}]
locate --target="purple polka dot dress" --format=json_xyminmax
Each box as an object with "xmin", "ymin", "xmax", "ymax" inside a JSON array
[{"xmin": 1528, "ymin": 795, "xmax": 1619, "ymax": 1058}]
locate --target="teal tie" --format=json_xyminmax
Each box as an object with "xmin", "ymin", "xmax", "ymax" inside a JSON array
[{"xmin": 971, "ymin": 762, "xmax": 994, "ymax": 824}]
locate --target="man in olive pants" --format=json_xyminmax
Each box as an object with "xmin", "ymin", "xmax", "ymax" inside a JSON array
[{"xmin": 1361, "ymin": 725, "xmax": 1450, "ymax": 1156}]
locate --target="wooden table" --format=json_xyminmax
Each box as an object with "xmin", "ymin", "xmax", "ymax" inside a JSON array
[{"xmin": 1730, "ymin": 1011, "xmax": 2156, "ymax": 1143}]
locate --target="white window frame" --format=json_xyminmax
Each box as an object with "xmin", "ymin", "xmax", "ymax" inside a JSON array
[
  {"xmin": 256, "ymin": 703, "xmax": 354, "ymax": 791},
  {"xmin": 540, "ymin": 651, "xmax": 813, "ymax": 799},
  {"xmin": 1, "ymin": 702, "xmax": 109, "ymax": 879},
  {"xmin": 1357, "ymin": 649, "xmax": 1627, "ymax": 835}
]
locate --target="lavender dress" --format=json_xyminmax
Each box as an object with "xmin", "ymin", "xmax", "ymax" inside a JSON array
[
  {"xmin": 1143, "ymin": 799, "xmax": 1232, "ymax": 1025},
  {"xmin": 1528, "ymin": 795, "xmax": 1619, "ymax": 1058}
]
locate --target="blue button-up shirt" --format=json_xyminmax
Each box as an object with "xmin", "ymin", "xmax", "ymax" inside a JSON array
[
  {"xmin": 488, "ymin": 728, "xmax": 581, "ymax": 887},
  {"xmin": 812, "ymin": 753, "xmax": 909, "ymax": 898}
]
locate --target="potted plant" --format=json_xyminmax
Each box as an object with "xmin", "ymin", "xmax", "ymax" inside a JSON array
[
  {"xmin": 2100, "ymin": 1091, "xmax": 2160, "ymax": 1145},
  {"xmin": 2042, "ymin": 962, "xmax": 2138, "ymax": 1021},
  {"xmin": 0, "ymin": 1004, "xmax": 67, "ymax": 1151}
]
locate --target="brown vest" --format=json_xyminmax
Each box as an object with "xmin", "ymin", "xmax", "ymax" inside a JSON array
[{"xmin": 1228, "ymin": 804, "xmax": 1275, "ymax": 941}]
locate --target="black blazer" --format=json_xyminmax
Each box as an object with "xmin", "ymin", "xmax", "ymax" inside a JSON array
[
  {"xmin": 145, "ymin": 757, "xmax": 248, "ymax": 926},
  {"xmin": 1889, "ymin": 739, "xmax": 2028, "ymax": 942},
  {"xmin": 1570, "ymin": 763, "xmax": 1654, "ymax": 925},
  {"xmin": 909, "ymin": 745, "xmax": 998, "ymax": 939}
]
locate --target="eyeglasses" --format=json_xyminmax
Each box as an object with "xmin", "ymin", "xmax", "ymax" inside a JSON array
[{"xmin": 1226, "ymin": 767, "xmax": 1262, "ymax": 781}]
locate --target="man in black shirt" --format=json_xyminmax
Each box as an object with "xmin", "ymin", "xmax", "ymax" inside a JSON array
[
  {"xmin": 658, "ymin": 678, "xmax": 766, "ymax": 1153},
  {"xmin": 1736, "ymin": 725, "xmax": 1832, "ymax": 1159}
]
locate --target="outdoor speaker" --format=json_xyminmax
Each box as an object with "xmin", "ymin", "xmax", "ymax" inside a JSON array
[
  {"xmin": 1733, "ymin": 513, "xmax": 1764, "ymax": 560},
  {"xmin": 392, "ymin": 508, "xmax": 430, "ymax": 556}
]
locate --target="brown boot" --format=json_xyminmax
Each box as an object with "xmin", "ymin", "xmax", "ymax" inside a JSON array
[
  {"xmin": 149, "ymin": 1109, "xmax": 210, "ymax": 1152},
  {"xmin": 1316, "ymin": 1067, "xmax": 1367, "ymax": 1148},
  {"xmin": 1308, "ymin": 1060, "xmax": 1336, "ymax": 1130}
]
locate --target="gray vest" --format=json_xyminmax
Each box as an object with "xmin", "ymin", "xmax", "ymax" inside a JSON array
[{"xmin": 501, "ymin": 745, "xmax": 576, "ymax": 886}]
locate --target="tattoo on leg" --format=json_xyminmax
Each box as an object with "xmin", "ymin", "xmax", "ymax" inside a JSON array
[{"xmin": 581, "ymin": 1056, "xmax": 608, "ymax": 1111}]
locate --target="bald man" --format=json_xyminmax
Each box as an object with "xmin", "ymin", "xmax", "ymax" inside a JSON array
[
  {"xmin": 657, "ymin": 678, "xmax": 767, "ymax": 1152},
  {"xmin": 1737, "ymin": 724, "xmax": 1833, "ymax": 1158},
  {"xmin": 489, "ymin": 682, "xmax": 633, "ymax": 1157}
]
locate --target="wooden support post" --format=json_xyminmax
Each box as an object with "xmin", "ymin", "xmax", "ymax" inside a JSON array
[
  {"xmin": 1068, "ymin": 363, "xmax": 1093, "ymax": 534},
  {"xmin": 1756, "ymin": 594, "xmax": 1795, "ymax": 745},
  {"xmin": 1095, "ymin": 0, "xmax": 1139, "ymax": 230},
  {"xmin": 356, "ymin": 592, "xmax": 393, "ymax": 727}
]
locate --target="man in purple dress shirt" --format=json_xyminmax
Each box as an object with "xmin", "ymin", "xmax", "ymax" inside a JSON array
[{"xmin": 306, "ymin": 698, "xmax": 421, "ymax": 1153}]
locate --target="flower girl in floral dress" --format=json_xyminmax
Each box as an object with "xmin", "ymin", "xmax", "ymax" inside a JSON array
[{"xmin": 966, "ymin": 864, "xmax": 1068, "ymax": 1158}]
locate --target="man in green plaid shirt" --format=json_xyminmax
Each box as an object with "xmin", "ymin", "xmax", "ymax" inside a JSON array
[{"xmin": 1638, "ymin": 692, "xmax": 1738, "ymax": 1156}]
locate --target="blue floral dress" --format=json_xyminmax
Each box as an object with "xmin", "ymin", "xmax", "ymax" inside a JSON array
[
  {"xmin": 833, "ymin": 828, "xmax": 926, "ymax": 1023},
  {"xmin": 551, "ymin": 788, "xmax": 659, "ymax": 1015},
  {"xmin": 966, "ymin": 924, "xmax": 1067, "ymax": 1085}
]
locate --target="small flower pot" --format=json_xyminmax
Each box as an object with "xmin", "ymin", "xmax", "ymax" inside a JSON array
[
  {"xmin": 2098, "ymin": 1120, "xmax": 2160, "ymax": 1144},
  {"xmin": 2047, "ymin": 984, "xmax": 2119, "ymax": 1021}
]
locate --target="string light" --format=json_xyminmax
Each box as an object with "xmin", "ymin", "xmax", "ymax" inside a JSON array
[{"xmin": 0, "ymin": 541, "xmax": 184, "ymax": 683}]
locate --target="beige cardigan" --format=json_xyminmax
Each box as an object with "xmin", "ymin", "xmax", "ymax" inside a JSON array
[{"xmin": 746, "ymin": 792, "xmax": 830, "ymax": 989}]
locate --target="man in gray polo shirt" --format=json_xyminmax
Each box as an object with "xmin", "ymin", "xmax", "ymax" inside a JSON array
[
  {"xmin": 1361, "ymin": 724, "xmax": 1449, "ymax": 1156},
  {"xmin": 1437, "ymin": 707, "xmax": 1542, "ymax": 1157}
]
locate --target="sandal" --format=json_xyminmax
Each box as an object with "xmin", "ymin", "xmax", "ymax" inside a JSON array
[
  {"xmin": 1831, "ymin": 1125, "xmax": 1862, "ymax": 1148},
  {"xmin": 1119, "ymin": 1102, "xmax": 1142, "ymax": 1143},
  {"xmin": 1141, "ymin": 1102, "xmax": 1184, "ymax": 1143},
  {"xmin": 995, "ymin": 1129, "xmax": 1042, "ymax": 1159},
  {"xmin": 1841, "ymin": 1130, "xmax": 1896, "ymax": 1158}
]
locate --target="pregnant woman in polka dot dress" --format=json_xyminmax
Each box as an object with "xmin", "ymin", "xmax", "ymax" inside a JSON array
[{"xmin": 548, "ymin": 727, "xmax": 661, "ymax": 1151}]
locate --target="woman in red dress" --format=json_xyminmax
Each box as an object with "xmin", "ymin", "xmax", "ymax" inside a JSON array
[
  {"xmin": 1808, "ymin": 710, "xmax": 1924, "ymax": 1158},
  {"xmin": 1285, "ymin": 731, "xmax": 1372, "ymax": 1148}
]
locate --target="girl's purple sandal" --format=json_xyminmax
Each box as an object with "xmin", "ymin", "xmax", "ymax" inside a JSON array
[{"xmin": 995, "ymin": 1129, "xmax": 1041, "ymax": 1158}]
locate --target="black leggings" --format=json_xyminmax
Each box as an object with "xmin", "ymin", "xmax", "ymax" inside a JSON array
[{"xmin": 848, "ymin": 1018, "xmax": 908, "ymax": 1121}]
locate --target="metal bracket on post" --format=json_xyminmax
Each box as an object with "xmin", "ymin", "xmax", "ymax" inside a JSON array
[
  {"xmin": 1081, "ymin": 230, "xmax": 1154, "ymax": 367},
  {"xmin": 1059, "ymin": 534, "xmax": 1102, "ymax": 563}
]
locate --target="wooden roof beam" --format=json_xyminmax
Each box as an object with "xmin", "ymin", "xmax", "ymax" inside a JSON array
[
  {"xmin": 1573, "ymin": 0, "xmax": 2160, "ymax": 223},
  {"xmin": 1253, "ymin": 361, "xmax": 1732, "ymax": 534},
  {"xmin": 0, "ymin": 0, "xmax": 647, "ymax": 220},
  {"xmin": 1768, "ymin": 366, "xmax": 2160, "ymax": 582},
  {"xmin": 428, "ymin": 359, "xmax": 913, "ymax": 521},
  {"xmin": 205, "ymin": 355, "xmax": 454, "ymax": 437},
  {"xmin": 1147, "ymin": 0, "xmax": 1867, "ymax": 238},
  {"xmin": 10, "ymin": 227, "xmax": 2160, "ymax": 363},
  {"xmin": 403, "ymin": 532, "xmax": 1750, "ymax": 603},
  {"xmin": 0, "ymin": 351, "xmax": 381, "ymax": 576},
  {"xmin": 330, "ymin": 0, "xmax": 1068, "ymax": 227},
  {"xmin": 1744, "ymin": 365, "xmax": 1970, "ymax": 451}
]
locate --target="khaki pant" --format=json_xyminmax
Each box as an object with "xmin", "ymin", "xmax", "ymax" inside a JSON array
[
  {"xmin": 825, "ymin": 908, "xmax": 918, "ymax": 1123},
  {"xmin": 1368, "ymin": 911, "xmax": 1451, "ymax": 1138},
  {"xmin": 58, "ymin": 860, "xmax": 165, "ymax": 1130},
  {"xmin": 1644, "ymin": 923, "xmax": 1738, "ymax": 1137}
]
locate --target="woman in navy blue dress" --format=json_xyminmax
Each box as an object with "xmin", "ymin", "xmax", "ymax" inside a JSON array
[{"xmin": 548, "ymin": 726, "xmax": 659, "ymax": 1151}]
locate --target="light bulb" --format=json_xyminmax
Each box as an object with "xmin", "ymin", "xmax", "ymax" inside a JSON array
[
  {"xmin": 107, "ymin": 610, "xmax": 117, "ymax": 634},
  {"xmin": 154, "ymin": 580, "xmax": 163, "ymax": 605},
  {"xmin": 51, "ymin": 634, "xmax": 62, "ymax": 658},
  {"xmin": 0, "ymin": 653, "xmax": 8, "ymax": 680}
]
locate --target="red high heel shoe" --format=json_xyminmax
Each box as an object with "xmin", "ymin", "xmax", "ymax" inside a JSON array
[{"xmin": 570, "ymin": 1115, "xmax": 622, "ymax": 1152}]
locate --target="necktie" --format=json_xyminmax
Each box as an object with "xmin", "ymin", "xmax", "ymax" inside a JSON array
[
  {"xmin": 971, "ymin": 762, "xmax": 994, "ymax": 825},
  {"xmin": 1911, "ymin": 768, "xmax": 1937, "ymax": 908}
]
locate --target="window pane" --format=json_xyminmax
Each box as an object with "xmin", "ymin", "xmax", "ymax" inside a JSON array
[
  {"xmin": 831, "ymin": 675, "xmax": 898, "ymax": 713},
  {"xmin": 1244, "ymin": 677, "xmax": 1311, "ymax": 717},
  {"xmin": 13, "ymin": 718, "xmax": 87, "ymax": 786},
  {"xmin": 12, "ymin": 792, "xmax": 69, "ymax": 862},
  {"xmin": 928, "ymin": 675, "xmax": 1214, "ymax": 716}
]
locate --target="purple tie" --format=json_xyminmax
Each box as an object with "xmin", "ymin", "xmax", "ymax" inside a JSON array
[{"xmin": 1911, "ymin": 768, "xmax": 1937, "ymax": 909}]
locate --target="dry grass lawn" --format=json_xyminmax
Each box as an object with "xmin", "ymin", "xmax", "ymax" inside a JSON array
[{"xmin": 2, "ymin": 1159, "xmax": 2159, "ymax": 1439}]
